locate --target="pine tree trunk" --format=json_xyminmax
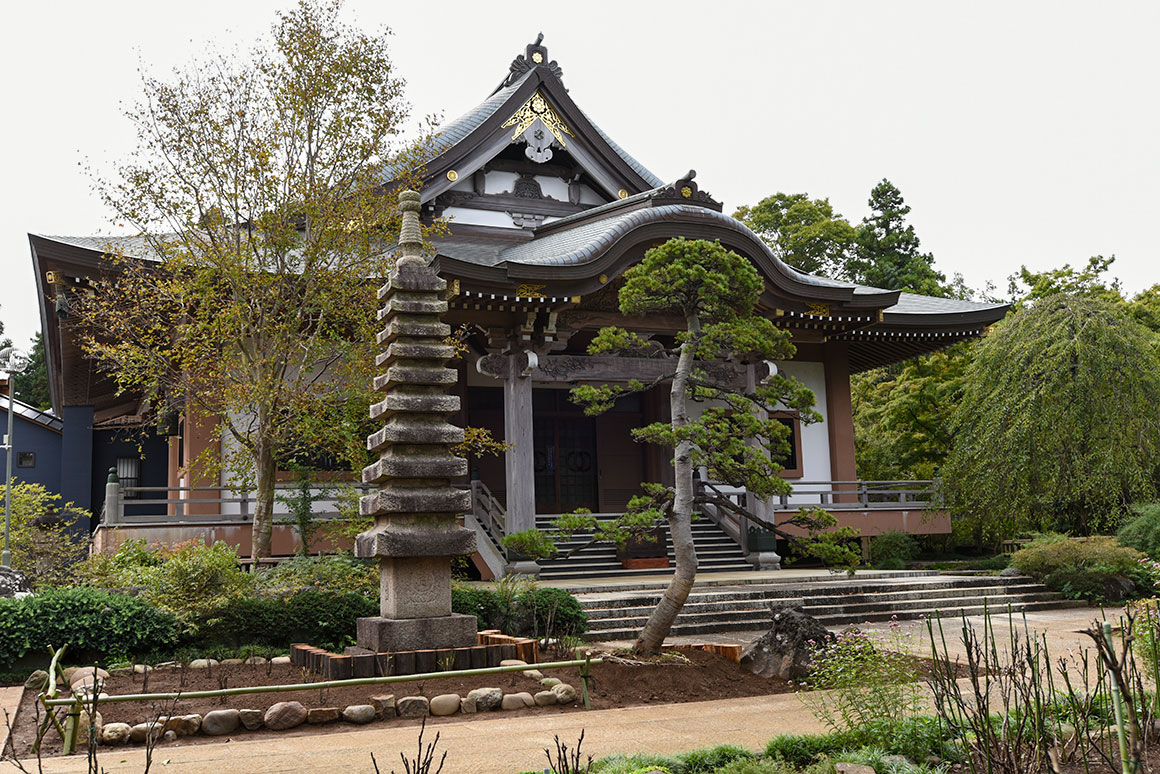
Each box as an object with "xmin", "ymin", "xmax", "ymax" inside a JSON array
[
  {"xmin": 634, "ymin": 315, "xmax": 701, "ymax": 655},
  {"xmin": 250, "ymin": 437, "xmax": 277, "ymax": 560}
]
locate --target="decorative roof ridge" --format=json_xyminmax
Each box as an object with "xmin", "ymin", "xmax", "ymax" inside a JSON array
[
  {"xmin": 651, "ymin": 170, "xmax": 722, "ymax": 212},
  {"xmin": 531, "ymin": 188, "xmax": 661, "ymax": 236},
  {"xmin": 495, "ymin": 33, "xmax": 564, "ymax": 93}
]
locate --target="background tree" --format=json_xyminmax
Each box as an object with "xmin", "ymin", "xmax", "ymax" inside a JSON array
[
  {"xmin": 847, "ymin": 179, "xmax": 948, "ymax": 296},
  {"xmin": 563, "ymin": 238, "xmax": 846, "ymax": 655},
  {"xmin": 941, "ymin": 294, "xmax": 1160, "ymax": 544},
  {"xmin": 76, "ymin": 0, "xmax": 433, "ymax": 559},
  {"xmin": 18, "ymin": 333, "xmax": 52, "ymax": 410},
  {"xmin": 733, "ymin": 193, "xmax": 857, "ymax": 277}
]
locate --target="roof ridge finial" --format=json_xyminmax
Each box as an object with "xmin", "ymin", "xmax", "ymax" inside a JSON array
[{"xmin": 502, "ymin": 34, "xmax": 563, "ymax": 88}]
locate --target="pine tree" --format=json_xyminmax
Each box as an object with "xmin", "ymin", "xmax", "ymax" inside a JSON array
[{"xmin": 849, "ymin": 179, "xmax": 947, "ymax": 296}]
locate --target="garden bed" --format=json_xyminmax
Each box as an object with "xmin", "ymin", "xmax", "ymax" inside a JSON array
[{"xmin": 6, "ymin": 649, "xmax": 792, "ymax": 757}]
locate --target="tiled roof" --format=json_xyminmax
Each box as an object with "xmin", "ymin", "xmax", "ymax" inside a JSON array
[
  {"xmin": 37, "ymin": 234, "xmax": 164, "ymax": 261},
  {"xmin": 0, "ymin": 395, "xmax": 63, "ymax": 432}
]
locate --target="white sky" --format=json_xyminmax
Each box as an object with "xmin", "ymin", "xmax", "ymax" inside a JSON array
[{"xmin": 2, "ymin": 1, "xmax": 1157, "ymax": 349}]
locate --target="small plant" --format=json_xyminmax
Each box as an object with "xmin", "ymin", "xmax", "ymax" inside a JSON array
[
  {"xmin": 545, "ymin": 729, "xmax": 592, "ymax": 774},
  {"xmin": 436, "ymin": 654, "xmax": 455, "ymax": 672},
  {"xmin": 870, "ymin": 530, "xmax": 919, "ymax": 570},
  {"xmin": 372, "ymin": 717, "xmax": 446, "ymax": 774},
  {"xmin": 276, "ymin": 469, "xmax": 330, "ymax": 557}
]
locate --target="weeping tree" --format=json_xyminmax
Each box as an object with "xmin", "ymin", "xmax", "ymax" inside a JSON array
[
  {"xmin": 942, "ymin": 294, "xmax": 1160, "ymax": 544},
  {"xmin": 75, "ymin": 0, "xmax": 437, "ymax": 559},
  {"xmin": 558, "ymin": 238, "xmax": 851, "ymax": 654}
]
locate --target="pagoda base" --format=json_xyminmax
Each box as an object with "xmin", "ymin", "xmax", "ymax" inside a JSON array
[{"xmin": 355, "ymin": 614, "xmax": 478, "ymax": 653}]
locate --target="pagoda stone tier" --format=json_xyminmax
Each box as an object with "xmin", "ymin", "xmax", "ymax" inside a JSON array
[{"xmin": 351, "ymin": 189, "xmax": 478, "ymax": 654}]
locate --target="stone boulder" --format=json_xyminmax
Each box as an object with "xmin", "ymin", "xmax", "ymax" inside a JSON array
[
  {"xmin": 551, "ymin": 683, "xmax": 577, "ymax": 704},
  {"xmin": 101, "ymin": 722, "xmax": 131, "ymax": 745},
  {"xmin": 999, "ymin": 567, "xmax": 1024, "ymax": 577},
  {"xmin": 188, "ymin": 658, "xmax": 219, "ymax": 669},
  {"xmin": 396, "ymin": 696, "xmax": 430, "ymax": 718},
  {"xmin": 740, "ymin": 605, "xmax": 835, "ymax": 680},
  {"xmin": 24, "ymin": 670, "xmax": 48, "ymax": 690},
  {"xmin": 270, "ymin": 656, "xmax": 292, "ymax": 665},
  {"xmin": 129, "ymin": 721, "xmax": 162, "ymax": 744},
  {"xmin": 264, "ymin": 701, "xmax": 307, "ymax": 730},
  {"xmin": 466, "ymin": 687, "xmax": 502, "ymax": 711},
  {"xmin": 429, "ymin": 694, "xmax": 461, "ymax": 716},
  {"xmin": 307, "ymin": 707, "xmax": 340, "ymax": 724},
  {"xmin": 343, "ymin": 705, "xmax": 376, "ymax": 724},
  {"xmin": 239, "ymin": 709, "xmax": 264, "ymax": 731},
  {"xmin": 370, "ymin": 694, "xmax": 396, "ymax": 719},
  {"xmin": 533, "ymin": 690, "xmax": 557, "ymax": 706},
  {"xmin": 502, "ymin": 692, "xmax": 535, "ymax": 709},
  {"xmin": 201, "ymin": 709, "xmax": 240, "ymax": 736},
  {"xmin": 159, "ymin": 714, "xmax": 201, "ymax": 736},
  {"xmin": 75, "ymin": 710, "xmax": 102, "ymax": 745}
]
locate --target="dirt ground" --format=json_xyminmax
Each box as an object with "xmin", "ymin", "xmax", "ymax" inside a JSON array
[{"xmin": 7, "ymin": 649, "xmax": 792, "ymax": 758}]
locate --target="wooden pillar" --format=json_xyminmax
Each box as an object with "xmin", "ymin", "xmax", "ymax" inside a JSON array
[
  {"xmin": 181, "ymin": 404, "xmax": 220, "ymax": 516},
  {"xmin": 503, "ymin": 354, "xmax": 536, "ymax": 533},
  {"xmin": 823, "ymin": 342, "xmax": 858, "ymax": 503},
  {"xmin": 166, "ymin": 435, "xmax": 181, "ymax": 517}
]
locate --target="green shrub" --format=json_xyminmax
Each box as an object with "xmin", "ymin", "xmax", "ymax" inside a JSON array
[
  {"xmin": 590, "ymin": 753, "xmax": 680, "ymax": 774},
  {"xmin": 713, "ymin": 759, "xmax": 792, "ymax": 774},
  {"xmin": 0, "ymin": 587, "xmax": 177, "ymax": 668},
  {"xmin": 450, "ymin": 583, "xmax": 587, "ymax": 638},
  {"xmin": 183, "ymin": 588, "xmax": 376, "ymax": 653},
  {"xmin": 1011, "ymin": 535, "xmax": 1148, "ymax": 602},
  {"xmin": 1118, "ymin": 504, "xmax": 1160, "ymax": 560},
  {"xmin": 870, "ymin": 530, "xmax": 919, "ymax": 569},
  {"xmin": 255, "ymin": 553, "xmax": 377, "ymax": 597},
  {"xmin": 0, "ymin": 481, "xmax": 91, "ymax": 587},
  {"xmin": 501, "ymin": 529, "xmax": 557, "ymax": 560},
  {"xmin": 764, "ymin": 731, "xmax": 855, "ymax": 766},
  {"xmin": 676, "ymin": 744, "xmax": 756, "ymax": 773}
]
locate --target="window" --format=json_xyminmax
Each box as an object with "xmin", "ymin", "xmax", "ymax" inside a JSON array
[
  {"xmin": 17, "ymin": 452, "xmax": 35, "ymax": 468},
  {"xmin": 116, "ymin": 457, "xmax": 141, "ymax": 498},
  {"xmin": 773, "ymin": 413, "xmax": 804, "ymax": 479}
]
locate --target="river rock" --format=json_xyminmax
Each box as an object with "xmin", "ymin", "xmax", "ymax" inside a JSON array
[
  {"xmin": 502, "ymin": 692, "xmax": 535, "ymax": 710},
  {"xmin": 24, "ymin": 670, "xmax": 48, "ymax": 690},
  {"xmin": 220, "ymin": 658, "xmax": 245, "ymax": 666},
  {"xmin": 467, "ymin": 687, "xmax": 503, "ymax": 711},
  {"xmin": 307, "ymin": 707, "xmax": 340, "ymax": 724},
  {"xmin": 264, "ymin": 701, "xmax": 307, "ymax": 730},
  {"xmin": 396, "ymin": 696, "xmax": 430, "ymax": 718},
  {"xmin": 534, "ymin": 690, "xmax": 558, "ymax": 706},
  {"xmin": 540, "ymin": 677, "xmax": 561, "ymax": 688},
  {"xmin": 522, "ymin": 669, "xmax": 544, "ymax": 680},
  {"xmin": 244, "ymin": 656, "xmax": 267, "ymax": 665},
  {"xmin": 239, "ymin": 709, "xmax": 264, "ymax": 730},
  {"xmin": 460, "ymin": 695, "xmax": 477, "ymax": 713},
  {"xmin": 129, "ymin": 722, "xmax": 161, "ymax": 743},
  {"xmin": 201, "ymin": 709, "xmax": 239, "ymax": 736},
  {"xmin": 429, "ymin": 694, "xmax": 460, "ymax": 716},
  {"xmin": 499, "ymin": 659, "xmax": 527, "ymax": 667},
  {"xmin": 188, "ymin": 658, "xmax": 219, "ymax": 669},
  {"xmin": 162, "ymin": 730, "xmax": 177, "ymax": 743},
  {"xmin": 370, "ymin": 694, "xmax": 396, "ymax": 718},
  {"xmin": 160, "ymin": 714, "xmax": 201, "ymax": 736},
  {"xmin": 342, "ymin": 705, "xmax": 376, "ymax": 724},
  {"xmin": 76, "ymin": 710, "xmax": 102, "ymax": 745},
  {"xmin": 133, "ymin": 664, "xmax": 153, "ymax": 674},
  {"xmin": 551, "ymin": 683, "xmax": 577, "ymax": 704},
  {"xmin": 835, "ymin": 764, "xmax": 876, "ymax": 774},
  {"xmin": 101, "ymin": 722, "xmax": 131, "ymax": 745},
  {"xmin": 270, "ymin": 656, "xmax": 291, "ymax": 664},
  {"xmin": 71, "ymin": 667, "xmax": 110, "ymax": 689},
  {"xmin": 739, "ymin": 605, "xmax": 835, "ymax": 680}
]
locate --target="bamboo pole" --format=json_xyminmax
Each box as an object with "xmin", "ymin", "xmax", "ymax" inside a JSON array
[{"xmin": 43, "ymin": 658, "xmax": 603, "ymax": 707}]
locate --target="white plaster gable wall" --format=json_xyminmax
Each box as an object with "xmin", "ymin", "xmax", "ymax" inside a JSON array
[
  {"xmin": 774, "ymin": 360, "xmax": 831, "ymax": 505},
  {"xmin": 441, "ymin": 206, "xmax": 514, "ymax": 229}
]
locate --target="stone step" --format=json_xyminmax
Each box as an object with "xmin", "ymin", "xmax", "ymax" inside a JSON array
[
  {"xmin": 539, "ymin": 559, "xmax": 753, "ymax": 580},
  {"xmin": 582, "ymin": 598, "xmax": 1086, "ymax": 641}
]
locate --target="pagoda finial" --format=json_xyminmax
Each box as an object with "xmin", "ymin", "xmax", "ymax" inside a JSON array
[{"xmin": 397, "ymin": 189, "xmax": 423, "ymax": 266}]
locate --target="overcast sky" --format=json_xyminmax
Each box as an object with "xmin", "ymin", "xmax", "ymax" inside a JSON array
[{"xmin": 2, "ymin": 1, "xmax": 1157, "ymax": 350}]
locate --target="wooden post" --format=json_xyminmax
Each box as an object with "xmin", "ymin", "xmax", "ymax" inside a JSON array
[{"xmin": 503, "ymin": 353, "xmax": 536, "ymax": 534}]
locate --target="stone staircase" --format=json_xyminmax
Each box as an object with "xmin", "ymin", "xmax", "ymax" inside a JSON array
[
  {"xmin": 574, "ymin": 574, "xmax": 1087, "ymax": 642},
  {"xmin": 534, "ymin": 514, "xmax": 751, "ymax": 581}
]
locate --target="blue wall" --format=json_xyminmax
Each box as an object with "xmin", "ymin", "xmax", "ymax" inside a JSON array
[
  {"xmin": 91, "ymin": 428, "xmax": 170, "ymax": 520},
  {"xmin": 60, "ymin": 406, "xmax": 94, "ymax": 532},
  {"xmin": 0, "ymin": 409, "xmax": 62, "ymax": 495}
]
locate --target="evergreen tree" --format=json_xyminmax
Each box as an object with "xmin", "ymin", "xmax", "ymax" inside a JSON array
[
  {"xmin": 849, "ymin": 179, "xmax": 948, "ymax": 296},
  {"xmin": 733, "ymin": 193, "xmax": 857, "ymax": 278},
  {"xmin": 20, "ymin": 333, "xmax": 52, "ymax": 410}
]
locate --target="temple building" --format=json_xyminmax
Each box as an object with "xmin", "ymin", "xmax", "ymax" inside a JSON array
[{"xmin": 28, "ymin": 38, "xmax": 1007, "ymax": 576}]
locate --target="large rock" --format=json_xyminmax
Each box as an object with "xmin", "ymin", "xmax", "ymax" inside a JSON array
[
  {"xmin": 159, "ymin": 714, "xmax": 201, "ymax": 737},
  {"xmin": 429, "ymin": 694, "xmax": 460, "ymax": 716},
  {"xmin": 188, "ymin": 658, "xmax": 219, "ymax": 669},
  {"xmin": 239, "ymin": 709, "xmax": 264, "ymax": 731},
  {"xmin": 24, "ymin": 670, "xmax": 48, "ymax": 690},
  {"xmin": 101, "ymin": 722, "xmax": 131, "ymax": 745},
  {"xmin": 264, "ymin": 701, "xmax": 307, "ymax": 730},
  {"xmin": 307, "ymin": 707, "xmax": 341, "ymax": 724},
  {"xmin": 467, "ymin": 687, "xmax": 502, "ymax": 711},
  {"xmin": 740, "ymin": 605, "xmax": 835, "ymax": 680},
  {"xmin": 76, "ymin": 710, "xmax": 102, "ymax": 745},
  {"xmin": 129, "ymin": 722, "xmax": 162, "ymax": 744},
  {"xmin": 270, "ymin": 656, "xmax": 292, "ymax": 665},
  {"xmin": 533, "ymin": 690, "xmax": 558, "ymax": 706},
  {"xmin": 551, "ymin": 683, "xmax": 577, "ymax": 704},
  {"xmin": 201, "ymin": 709, "xmax": 239, "ymax": 736},
  {"xmin": 502, "ymin": 692, "xmax": 535, "ymax": 710},
  {"xmin": 343, "ymin": 705, "xmax": 376, "ymax": 724},
  {"xmin": 370, "ymin": 694, "xmax": 396, "ymax": 719},
  {"xmin": 396, "ymin": 696, "xmax": 430, "ymax": 718}
]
